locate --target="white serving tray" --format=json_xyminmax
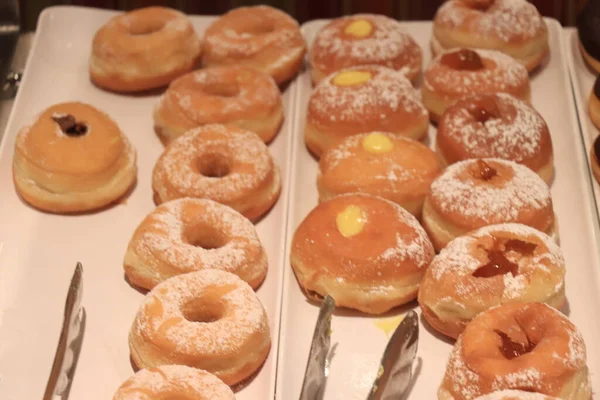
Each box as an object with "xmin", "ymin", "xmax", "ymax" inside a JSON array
[
  {"xmin": 0, "ymin": 6, "xmax": 295, "ymax": 400},
  {"xmin": 277, "ymin": 19, "xmax": 600, "ymax": 399}
]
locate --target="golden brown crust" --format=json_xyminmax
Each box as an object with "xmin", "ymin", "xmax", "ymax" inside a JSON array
[{"xmin": 587, "ymin": 87, "xmax": 600, "ymax": 131}]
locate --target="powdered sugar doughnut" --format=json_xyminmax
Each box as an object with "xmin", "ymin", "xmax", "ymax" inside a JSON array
[
  {"xmin": 291, "ymin": 193, "xmax": 434, "ymax": 314},
  {"xmin": 309, "ymin": 14, "xmax": 422, "ymax": 85},
  {"xmin": 474, "ymin": 390, "xmax": 560, "ymax": 400},
  {"xmin": 422, "ymin": 158, "xmax": 556, "ymax": 251},
  {"xmin": 129, "ymin": 269, "xmax": 271, "ymax": 386},
  {"xmin": 438, "ymin": 303, "xmax": 591, "ymax": 400},
  {"xmin": 154, "ymin": 66, "xmax": 283, "ymax": 145},
  {"xmin": 152, "ymin": 124, "xmax": 281, "ymax": 221},
  {"xmin": 418, "ymin": 223, "xmax": 565, "ymax": 339},
  {"xmin": 123, "ymin": 198, "xmax": 267, "ymax": 290},
  {"xmin": 437, "ymin": 93, "xmax": 553, "ymax": 183},
  {"xmin": 306, "ymin": 65, "xmax": 429, "ymax": 158},
  {"xmin": 113, "ymin": 365, "xmax": 234, "ymax": 399}
]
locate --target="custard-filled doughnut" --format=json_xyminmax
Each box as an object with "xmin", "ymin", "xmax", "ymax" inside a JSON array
[
  {"xmin": 432, "ymin": 0, "xmax": 549, "ymax": 72},
  {"xmin": 129, "ymin": 269, "xmax": 271, "ymax": 386},
  {"xmin": 124, "ymin": 198, "xmax": 267, "ymax": 290},
  {"xmin": 202, "ymin": 5, "xmax": 305, "ymax": 85},
  {"xmin": 317, "ymin": 132, "xmax": 442, "ymax": 217},
  {"xmin": 309, "ymin": 14, "xmax": 422, "ymax": 85},
  {"xmin": 437, "ymin": 93, "xmax": 553, "ymax": 183},
  {"xmin": 422, "ymin": 158, "xmax": 555, "ymax": 251},
  {"xmin": 588, "ymin": 76, "xmax": 600, "ymax": 131},
  {"xmin": 90, "ymin": 7, "xmax": 201, "ymax": 92},
  {"xmin": 418, "ymin": 223, "xmax": 565, "ymax": 339},
  {"xmin": 306, "ymin": 65, "xmax": 429, "ymax": 158},
  {"xmin": 291, "ymin": 193, "xmax": 434, "ymax": 314},
  {"xmin": 154, "ymin": 66, "xmax": 283, "ymax": 145},
  {"xmin": 438, "ymin": 303, "xmax": 591, "ymax": 400},
  {"xmin": 113, "ymin": 365, "xmax": 234, "ymax": 399},
  {"xmin": 474, "ymin": 391, "xmax": 560, "ymax": 400},
  {"xmin": 152, "ymin": 125, "xmax": 281, "ymax": 221},
  {"xmin": 577, "ymin": 0, "xmax": 600, "ymax": 74},
  {"xmin": 590, "ymin": 136, "xmax": 600, "ymax": 185},
  {"xmin": 12, "ymin": 102, "xmax": 137, "ymax": 213},
  {"xmin": 422, "ymin": 48, "xmax": 530, "ymax": 122}
]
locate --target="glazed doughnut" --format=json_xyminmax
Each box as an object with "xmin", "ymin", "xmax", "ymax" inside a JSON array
[
  {"xmin": 577, "ymin": 0, "xmax": 600, "ymax": 74},
  {"xmin": 129, "ymin": 269, "xmax": 271, "ymax": 386},
  {"xmin": 437, "ymin": 93, "xmax": 553, "ymax": 183},
  {"xmin": 474, "ymin": 391, "xmax": 559, "ymax": 400},
  {"xmin": 113, "ymin": 365, "xmax": 234, "ymax": 399},
  {"xmin": 290, "ymin": 193, "xmax": 434, "ymax": 314},
  {"xmin": 152, "ymin": 124, "xmax": 281, "ymax": 222},
  {"xmin": 588, "ymin": 76, "xmax": 600, "ymax": 130},
  {"xmin": 90, "ymin": 7, "xmax": 201, "ymax": 92},
  {"xmin": 432, "ymin": 0, "xmax": 549, "ymax": 72},
  {"xmin": 154, "ymin": 66, "xmax": 283, "ymax": 145},
  {"xmin": 202, "ymin": 5, "xmax": 305, "ymax": 85},
  {"xmin": 422, "ymin": 158, "xmax": 556, "ymax": 252},
  {"xmin": 317, "ymin": 132, "xmax": 442, "ymax": 217},
  {"xmin": 309, "ymin": 14, "xmax": 422, "ymax": 85},
  {"xmin": 418, "ymin": 223, "xmax": 565, "ymax": 339},
  {"xmin": 306, "ymin": 65, "xmax": 429, "ymax": 158},
  {"xmin": 422, "ymin": 48, "xmax": 530, "ymax": 122},
  {"xmin": 590, "ymin": 136, "xmax": 600, "ymax": 185},
  {"xmin": 12, "ymin": 102, "xmax": 137, "ymax": 213},
  {"xmin": 438, "ymin": 302, "xmax": 591, "ymax": 400},
  {"xmin": 124, "ymin": 198, "xmax": 267, "ymax": 290}
]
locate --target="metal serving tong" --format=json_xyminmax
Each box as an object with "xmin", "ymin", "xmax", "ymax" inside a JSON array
[{"xmin": 300, "ymin": 298, "xmax": 419, "ymax": 400}]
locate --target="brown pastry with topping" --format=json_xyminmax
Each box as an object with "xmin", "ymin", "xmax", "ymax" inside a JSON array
[
  {"xmin": 418, "ymin": 223, "xmax": 565, "ymax": 339},
  {"xmin": 438, "ymin": 302, "xmax": 592, "ymax": 400},
  {"xmin": 588, "ymin": 75, "xmax": 600, "ymax": 130},
  {"xmin": 422, "ymin": 48, "xmax": 530, "ymax": 122},
  {"xmin": 12, "ymin": 102, "xmax": 137, "ymax": 213}
]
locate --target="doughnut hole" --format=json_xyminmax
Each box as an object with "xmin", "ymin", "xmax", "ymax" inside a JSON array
[
  {"xmin": 181, "ymin": 296, "xmax": 226, "ymax": 324},
  {"xmin": 494, "ymin": 329, "xmax": 537, "ymax": 360},
  {"xmin": 196, "ymin": 154, "xmax": 231, "ymax": 178},
  {"xmin": 240, "ymin": 21, "xmax": 276, "ymax": 36},
  {"xmin": 472, "ymin": 238, "xmax": 537, "ymax": 278},
  {"xmin": 183, "ymin": 221, "xmax": 228, "ymax": 250},
  {"xmin": 472, "ymin": 160, "xmax": 498, "ymax": 181},
  {"xmin": 127, "ymin": 18, "xmax": 165, "ymax": 35},
  {"xmin": 467, "ymin": 97, "xmax": 501, "ymax": 123},
  {"xmin": 201, "ymin": 81, "xmax": 240, "ymax": 98}
]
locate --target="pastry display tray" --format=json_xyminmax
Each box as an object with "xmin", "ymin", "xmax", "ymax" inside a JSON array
[
  {"xmin": 0, "ymin": 6, "xmax": 294, "ymax": 400},
  {"xmin": 276, "ymin": 19, "xmax": 600, "ymax": 399}
]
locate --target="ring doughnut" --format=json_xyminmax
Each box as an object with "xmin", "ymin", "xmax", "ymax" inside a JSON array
[
  {"xmin": 124, "ymin": 198, "xmax": 268, "ymax": 290},
  {"xmin": 90, "ymin": 7, "xmax": 202, "ymax": 92},
  {"xmin": 152, "ymin": 124, "xmax": 281, "ymax": 222},
  {"xmin": 474, "ymin": 390, "xmax": 559, "ymax": 400},
  {"xmin": 113, "ymin": 365, "xmax": 234, "ymax": 399},
  {"xmin": 154, "ymin": 66, "xmax": 283, "ymax": 145},
  {"xmin": 129, "ymin": 269, "xmax": 271, "ymax": 386}
]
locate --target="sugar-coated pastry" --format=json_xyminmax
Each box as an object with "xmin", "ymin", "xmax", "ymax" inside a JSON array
[
  {"xmin": 474, "ymin": 390, "xmax": 560, "ymax": 400},
  {"xmin": 317, "ymin": 132, "xmax": 442, "ymax": 217},
  {"xmin": 12, "ymin": 102, "xmax": 137, "ymax": 213},
  {"xmin": 423, "ymin": 48, "xmax": 530, "ymax": 122},
  {"xmin": 90, "ymin": 7, "xmax": 201, "ymax": 92},
  {"xmin": 419, "ymin": 223, "xmax": 565, "ymax": 339},
  {"xmin": 309, "ymin": 14, "xmax": 422, "ymax": 85},
  {"xmin": 432, "ymin": 0, "xmax": 549, "ymax": 72},
  {"xmin": 306, "ymin": 65, "xmax": 429, "ymax": 158},
  {"xmin": 202, "ymin": 5, "xmax": 305, "ymax": 85},
  {"xmin": 588, "ymin": 76, "xmax": 600, "ymax": 131},
  {"xmin": 438, "ymin": 302, "xmax": 591, "ymax": 400},
  {"xmin": 152, "ymin": 125, "xmax": 281, "ymax": 222},
  {"xmin": 577, "ymin": 0, "xmax": 600, "ymax": 74},
  {"xmin": 422, "ymin": 158, "xmax": 555, "ymax": 251},
  {"xmin": 437, "ymin": 93, "xmax": 553, "ymax": 183},
  {"xmin": 154, "ymin": 66, "xmax": 283, "ymax": 145},
  {"xmin": 113, "ymin": 365, "xmax": 234, "ymax": 399},
  {"xmin": 124, "ymin": 198, "xmax": 267, "ymax": 290},
  {"xmin": 291, "ymin": 193, "xmax": 434, "ymax": 314},
  {"xmin": 129, "ymin": 269, "xmax": 271, "ymax": 386}
]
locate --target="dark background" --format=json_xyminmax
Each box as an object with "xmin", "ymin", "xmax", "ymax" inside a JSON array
[{"xmin": 16, "ymin": 0, "xmax": 591, "ymax": 32}]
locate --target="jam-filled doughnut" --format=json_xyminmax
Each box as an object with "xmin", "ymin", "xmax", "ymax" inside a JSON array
[
  {"xmin": 124, "ymin": 198, "xmax": 267, "ymax": 290},
  {"xmin": 129, "ymin": 269, "xmax": 271, "ymax": 386},
  {"xmin": 432, "ymin": 0, "xmax": 549, "ymax": 72},
  {"xmin": 309, "ymin": 14, "xmax": 422, "ymax": 85},
  {"xmin": 154, "ymin": 66, "xmax": 283, "ymax": 145},
  {"xmin": 577, "ymin": 0, "xmax": 600, "ymax": 74},
  {"xmin": 90, "ymin": 7, "xmax": 202, "ymax": 92},
  {"xmin": 202, "ymin": 5, "xmax": 305, "ymax": 85},
  {"xmin": 437, "ymin": 93, "xmax": 553, "ymax": 183},
  {"xmin": 474, "ymin": 391, "xmax": 560, "ymax": 400},
  {"xmin": 422, "ymin": 158, "xmax": 556, "ymax": 251},
  {"xmin": 291, "ymin": 193, "xmax": 434, "ymax": 314},
  {"xmin": 588, "ymin": 76, "xmax": 600, "ymax": 131},
  {"xmin": 317, "ymin": 132, "xmax": 442, "ymax": 217},
  {"xmin": 12, "ymin": 102, "xmax": 137, "ymax": 213},
  {"xmin": 306, "ymin": 65, "xmax": 429, "ymax": 158},
  {"xmin": 438, "ymin": 302, "xmax": 591, "ymax": 400},
  {"xmin": 418, "ymin": 223, "xmax": 565, "ymax": 339},
  {"xmin": 113, "ymin": 365, "xmax": 234, "ymax": 399},
  {"xmin": 422, "ymin": 48, "xmax": 530, "ymax": 122},
  {"xmin": 152, "ymin": 124, "xmax": 281, "ymax": 222}
]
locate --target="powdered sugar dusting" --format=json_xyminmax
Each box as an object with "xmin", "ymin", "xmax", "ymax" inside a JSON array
[{"xmin": 475, "ymin": 390, "xmax": 558, "ymax": 400}]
